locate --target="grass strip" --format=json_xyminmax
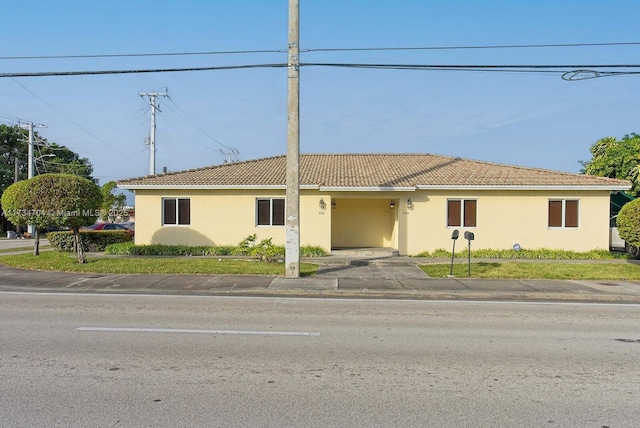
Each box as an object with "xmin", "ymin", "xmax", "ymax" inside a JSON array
[
  {"xmin": 421, "ymin": 262, "xmax": 640, "ymax": 280},
  {"xmin": 0, "ymin": 245, "xmax": 51, "ymax": 253},
  {"xmin": 0, "ymin": 251, "xmax": 318, "ymax": 276}
]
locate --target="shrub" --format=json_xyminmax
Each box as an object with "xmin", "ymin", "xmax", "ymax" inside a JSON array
[
  {"xmin": 251, "ymin": 238, "xmax": 283, "ymax": 262},
  {"xmin": 237, "ymin": 234, "xmax": 258, "ymax": 255},
  {"xmin": 103, "ymin": 241, "xmax": 328, "ymax": 259},
  {"xmin": 415, "ymin": 247, "xmax": 619, "ymax": 260},
  {"xmin": 49, "ymin": 230, "xmax": 132, "ymax": 252},
  {"xmin": 103, "ymin": 242, "xmax": 136, "ymax": 255},
  {"xmin": 617, "ymin": 199, "xmax": 640, "ymax": 247},
  {"xmin": 104, "ymin": 243, "xmax": 237, "ymax": 256},
  {"xmin": 301, "ymin": 246, "xmax": 329, "ymax": 257}
]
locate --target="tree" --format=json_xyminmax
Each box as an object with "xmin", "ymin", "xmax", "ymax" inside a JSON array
[
  {"xmin": 0, "ymin": 124, "xmax": 95, "ymax": 194},
  {"xmin": 617, "ymin": 198, "xmax": 640, "ymax": 254},
  {"xmin": 1, "ymin": 124, "xmax": 95, "ymax": 233},
  {"xmin": 2, "ymin": 178, "xmax": 61, "ymax": 256},
  {"xmin": 100, "ymin": 181, "xmax": 127, "ymax": 221},
  {"xmin": 2, "ymin": 174, "xmax": 102, "ymax": 262},
  {"xmin": 581, "ymin": 133, "xmax": 640, "ymax": 197},
  {"xmin": 0, "ymin": 180, "xmax": 34, "ymax": 252},
  {"xmin": 0, "ymin": 124, "xmax": 28, "ymax": 194},
  {"xmin": 36, "ymin": 142, "xmax": 95, "ymax": 182}
]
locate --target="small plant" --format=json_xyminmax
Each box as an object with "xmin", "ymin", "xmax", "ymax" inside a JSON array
[
  {"xmin": 301, "ymin": 246, "xmax": 329, "ymax": 257},
  {"xmin": 252, "ymin": 238, "xmax": 284, "ymax": 262},
  {"xmin": 415, "ymin": 247, "xmax": 623, "ymax": 260},
  {"xmin": 237, "ymin": 234, "xmax": 258, "ymax": 255}
]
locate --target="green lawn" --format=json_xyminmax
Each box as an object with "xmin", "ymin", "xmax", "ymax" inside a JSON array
[
  {"xmin": 0, "ymin": 245, "xmax": 51, "ymax": 254},
  {"xmin": 0, "ymin": 251, "xmax": 318, "ymax": 276},
  {"xmin": 421, "ymin": 262, "xmax": 640, "ymax": 280},
  {"xmin": 2, "ymin": 251, "xmax": 638, "ymax": 281}
]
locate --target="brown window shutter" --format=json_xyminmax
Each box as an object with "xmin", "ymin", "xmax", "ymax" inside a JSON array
[
  {"xmin": 565, "ymin": 200, "xmax": 579, "ymax": 227},
  {"xmin": 548, "ymin": 200, "xmax": 562, "ymax": 227},
  {"xmin": 257, "ymin": 199, "xmax": 271, "ymax": 225},
  {"xmin": 163, "ymin": 199, "xmax": 176, "ymax": 225},
  {"xmin": 178, "ymin": 199, "xmax": 190, "ymax": 225},
  {"xmin": 464, "ymin": 200, "xmax": 477, "ymax": 227},
  {"xmin": 272, "ymin": 199, "xmax": 285, "ymax": 226},
  {"xmin": 448, "ymin": 200, "xmax": 461, "ymax": 227}
]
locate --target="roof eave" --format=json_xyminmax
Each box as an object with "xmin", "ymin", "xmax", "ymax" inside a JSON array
[
  {"xmin": 416, "ymin": 184, "xmax": 632, "ymax": 191},
  {"xmin": 117, "ymin": 184, "xmax": 320, "ymax": 190}
]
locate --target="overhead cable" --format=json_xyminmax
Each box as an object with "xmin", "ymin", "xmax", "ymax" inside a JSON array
[
  {"xmin": 0, "ymin": 49, "xmax": 286, "ymax": 60},
  {"xmin": 0, "ymin": 63, "xmax": 287, "ymax": 78},
  {"xmin": 3, "ymin": 62, "xmax": 640, "ymax": 78},
  {"xmin": 2, "ymin": 41, "xmax": 639, "ymax": 60}
]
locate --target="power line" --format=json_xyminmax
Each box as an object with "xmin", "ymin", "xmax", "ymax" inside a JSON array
[
  {"xmin": 0, "ymin": 63, "xmax": 287, "ymax": 78},
  {"xmin": 0, "ymin": 112, "xmax": 29, "ymax": 124},
  {"xmin": 3, "ymin": 62, "xmax": 639, "ymax": 79},
  {"xmin": 2, "ymin": 41, "xmax": 638, "ymax": 61},
  {"xmin": 305, "ymin": 62, "xmax": 640, "ymax": 70},
  {"xmin": 305, "ymin": 41, "xmax": 640, "ymax": 52},
  {"xmin": 10, "ymin": 78, "xmax": 146, "ymax": 170},
  {"xmin": 163, "ymin": 96, "xmax": 235, "ymax": 152},
  {"xmin": 0, "ymin": 49, "xmax": 286, "ymax": 60}
]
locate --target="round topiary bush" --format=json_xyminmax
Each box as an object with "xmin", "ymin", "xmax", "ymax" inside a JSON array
[{"xmin": 617, "ymin": 198, "xmax": 640, "ymax": 248}]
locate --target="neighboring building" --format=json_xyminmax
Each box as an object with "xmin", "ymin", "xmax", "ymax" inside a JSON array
[
  {"xmin": 610, "ymin": 191, "xmax": 635, "ymax": 217},
  {"xmin": 117, "ymin": 154, "xmax": 631, "ymax": 255}
]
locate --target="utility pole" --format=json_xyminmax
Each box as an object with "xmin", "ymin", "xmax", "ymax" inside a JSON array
[
  {"xmin": 139, "ymin": 91, "xmax": 168, "ymax": 175},
  {"xmin": 285, "ymin": 0, "xmax": 300, "ymax": 278},
  {"xmin": 22, "ymin": 121, "xmax": 47, "ymax": 235},
  {"xmin": 27, "ymin": 122, "xmax": 34, "ymax": 182}
]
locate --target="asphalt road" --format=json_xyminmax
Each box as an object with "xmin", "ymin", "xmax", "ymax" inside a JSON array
[{"xmin": 1, "ymin": 292, "xmax": 639, "ymax": 427}]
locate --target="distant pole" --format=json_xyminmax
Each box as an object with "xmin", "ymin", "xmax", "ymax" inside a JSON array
[
  {"xmin": 22, "ymin": 121, "xmax": 46, "ymax": 236},
  {"xmin": 285, "ymin": 0, "xmax": 300, "ymax": 278},
  {"xmin": 27, "ymin": 122, "xmax": 34, "ymax": 182},
  {"xmin": 139, "ymin": 91, "xmax": 167, "ymax": 175}
]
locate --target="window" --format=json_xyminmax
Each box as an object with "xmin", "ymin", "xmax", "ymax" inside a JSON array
[
  {"xmin": 257, "ymin": 198, "xmax": 285, "ymax": 226},
  {"xmin": 162, "ymin": 198, "xmax": 190, "ymax": 225},
  {"xmin": 548, "ymin": 199, "xmax": 579, "ymax": 228},
  {"xmin": 447, "ymin": 199, "xmax": 477, "ymax": 227}
]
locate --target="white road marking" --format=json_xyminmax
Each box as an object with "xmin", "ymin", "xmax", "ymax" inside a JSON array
[{"xmin": 76, "ymin": 327, "xmax": 320, "ymax": 336}]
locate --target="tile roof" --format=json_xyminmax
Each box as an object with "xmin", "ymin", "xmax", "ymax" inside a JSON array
[{"xmin": 117, "ymin": 154, "xmax": 631, "ymax": 189}]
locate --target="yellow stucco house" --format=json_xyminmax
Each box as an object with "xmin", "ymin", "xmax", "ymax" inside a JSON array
[{"xmin": 117, "ymin": 153, "xmax": 630, "ymax": 255}]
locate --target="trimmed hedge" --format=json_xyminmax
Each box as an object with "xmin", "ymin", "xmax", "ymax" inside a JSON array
[
  {"xmin": 48, "ymin": 231, "xmax": 133, "ymax": 252},
  {"xmin": 104, "ymin": 242, "xmax": 329, "ymax": 258},
  {"xmin": 104, "ymin": 243, "xmax": 236, "ymax": 256}
]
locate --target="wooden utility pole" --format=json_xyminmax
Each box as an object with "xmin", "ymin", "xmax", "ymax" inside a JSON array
[{"xmin": 285, "ymin": 0, "xmax": 300, "ymax": 278}]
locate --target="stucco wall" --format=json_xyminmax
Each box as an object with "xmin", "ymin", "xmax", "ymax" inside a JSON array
[
  {"xmin": 331, "ymin": 198, "xmax": 397, "ymax": 248},
  {"xmin": 132, "ymin": 188, "xmax": 611, "ymax": 255},
  {"xmin": 400, "ymin": 190, "xmax": 610, "ymax": 254},
  {"xmin": 134, "ymin": 189, "xmax": 332, "ymax": 251}
]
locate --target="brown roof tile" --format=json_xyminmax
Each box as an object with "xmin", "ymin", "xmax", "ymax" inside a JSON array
[{"xmin": 117, "ymin": 154, "xmax": 631, "ymax": 189}]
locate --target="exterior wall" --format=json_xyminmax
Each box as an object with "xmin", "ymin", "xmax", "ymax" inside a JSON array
[
  {"xmin": 133, "ymin": 189, "xmax": 332, "ymax": 251},
  {"xmin": 401, "ymin": 190, "xmax": 611, "ymax": 254},
  {"xmin": 132, "ymin": 188, "xmax": 611, "ymax": 255},
  {"xmin": 330, "ymin": 198, "xmax": 397, "ymax": 248}
]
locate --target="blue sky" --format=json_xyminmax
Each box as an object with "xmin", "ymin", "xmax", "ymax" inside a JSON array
[{"xmin": 2, "ymin": 0, "xmax": 640, "ymax": 196}]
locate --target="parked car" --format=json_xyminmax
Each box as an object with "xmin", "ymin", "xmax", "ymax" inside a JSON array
[
  {"xmin": 117, "ymin": 221, "xmax": 135, "ymax": 231},
  {"xmin": 610, "ymin": 216, "xmax": 640, "ymax": 258},
  {"xmin": 82, "ymin": 222, "xmax": 134, "ymax": 237}
]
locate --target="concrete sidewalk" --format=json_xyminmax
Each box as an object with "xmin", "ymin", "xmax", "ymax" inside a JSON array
[{"xmin": 1, "ymin": 255, "xmax": 640, "ymax": 303}]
